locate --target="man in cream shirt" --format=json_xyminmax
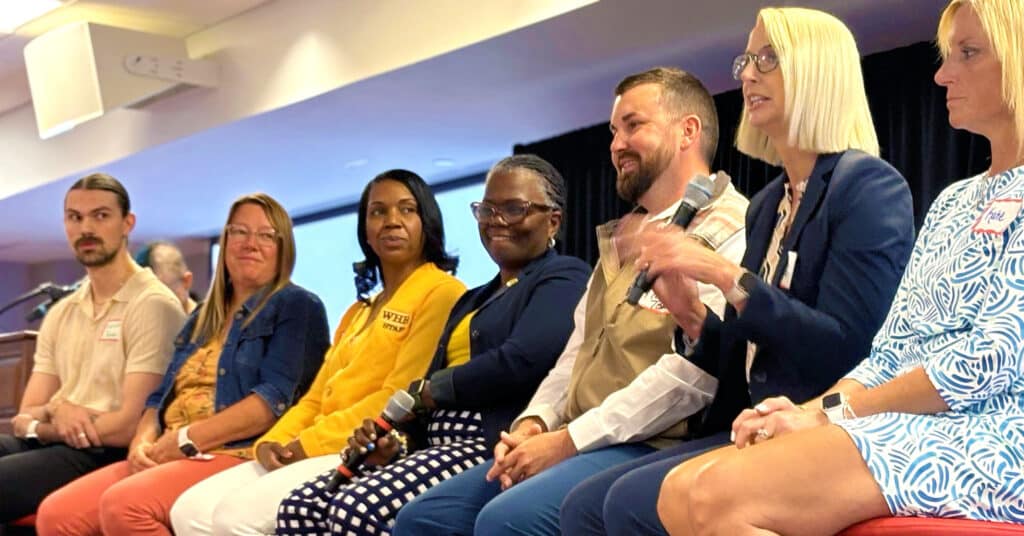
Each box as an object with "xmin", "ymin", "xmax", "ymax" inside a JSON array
[{"xmin": 0, "ymin": 173, "xmax": 185, "ymax": 523}]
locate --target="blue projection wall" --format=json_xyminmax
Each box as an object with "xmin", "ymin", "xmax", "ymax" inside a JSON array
[{"xmin": 213, "ymin": 180, "xmax": 490, "ymax": 326}]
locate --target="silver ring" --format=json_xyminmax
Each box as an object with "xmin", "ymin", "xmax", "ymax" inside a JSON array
[
  {"xmin": 755, "ymin": 428, "xmax": 771, "ymax": 440},
  {"xmin": 77, "ymin": 432, "xmax": 87, "ymax": 438}
]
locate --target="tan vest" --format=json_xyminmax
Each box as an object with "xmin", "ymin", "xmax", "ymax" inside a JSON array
[{"xmin": 565, "ymin": 182, "xmax": 749, "ymax": 443}]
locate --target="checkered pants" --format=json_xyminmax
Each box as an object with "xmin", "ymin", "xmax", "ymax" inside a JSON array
[{"xmin": 276, "ymin": 409, "xmax": 487, "ymax": 535}]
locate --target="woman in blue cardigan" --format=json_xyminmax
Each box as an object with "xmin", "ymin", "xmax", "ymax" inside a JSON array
[{"xmin": 275, "ymin": 154, "xmax": 591, "ymax": 535}]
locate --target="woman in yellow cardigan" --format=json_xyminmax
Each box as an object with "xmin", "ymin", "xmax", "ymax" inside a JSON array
[{"xmin": 170, "ymin": 169, "xmax": 465, "ymax": 536}]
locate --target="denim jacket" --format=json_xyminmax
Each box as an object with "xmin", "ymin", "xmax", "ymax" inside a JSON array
[{"xmin": 145, "ymin": 282, "xmax": 330, "ymax": 448}]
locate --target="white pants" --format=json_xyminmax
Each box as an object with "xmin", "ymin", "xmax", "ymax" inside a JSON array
[{"xmin": 170, "ymin": 454, "xmax": 338, "ymax": 536}]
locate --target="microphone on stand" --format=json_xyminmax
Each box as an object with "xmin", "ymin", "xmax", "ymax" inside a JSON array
[
  {"xmin": 324, "ymin": 390, "xmax": 416, "ymax": 493},
  {"xmin": 0, "ymin": 280, "xmax": 82, "ymax": 319},
  {"xmin": 25, "ymin": 280, "xmax": 84, "ymax": 323},
  {"xmin": 626, "ymin": 175, "xmax": 716, "ymax": 306}
]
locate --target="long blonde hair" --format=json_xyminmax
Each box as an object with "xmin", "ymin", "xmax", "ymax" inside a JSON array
[
  {"xmin": 938, "ymin": 0, "xmax": 1024, "ymax": 158},
  {"xmin": 735, "ymin": 7, "xmax": 879, "ymax": 165},
  {"xmin": 190, "ymin": 193, "xmax": 297, "ymax": 344}
]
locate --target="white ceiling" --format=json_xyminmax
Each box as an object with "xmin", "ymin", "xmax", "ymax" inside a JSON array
[{"xmin": 0, "ymin": 0, "xmax": 946, "ymax": 263}]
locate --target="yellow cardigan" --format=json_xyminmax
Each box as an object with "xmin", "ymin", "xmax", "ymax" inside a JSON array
[{"xmin": 256, "ymin": 263, "xmax": 465, "ymax": 457}]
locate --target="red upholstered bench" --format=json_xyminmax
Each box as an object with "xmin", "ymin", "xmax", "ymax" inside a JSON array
[{"xmin": 841, "ymin": 517, "xmax": 1024, "ymax": 535}]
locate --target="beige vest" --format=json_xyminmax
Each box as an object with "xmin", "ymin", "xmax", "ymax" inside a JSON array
[{"xmin": 565, "ymin": 182, "xmax": 748, "ymax": 443}]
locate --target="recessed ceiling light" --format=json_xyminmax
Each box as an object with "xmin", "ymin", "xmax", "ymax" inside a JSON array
[
  {"xmin": 0, "ymin": 0, "xmax": 65, "ymax": 34},
  {"xmin": 433, "ymin": 158, "xmax": 454, "ymax": 168},
  {"xmin": 343, "ymin": 158, "xmax": 369, "ymax": 168}
]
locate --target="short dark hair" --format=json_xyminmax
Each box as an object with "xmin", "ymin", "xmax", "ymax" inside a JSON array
[
  {"xmin": 615, "ymin": 67, "xmax": 719, "ymax": 165},
  {"xmin": 66, "ymin": 173, "xmax": 131, "ymax": 215},
  {"xmin": 488, "ymin": 154, "xmax": 567, "ymax": 241},
  {"xmin": 353, "ymin": 169, "xmax": 458, "ymax": 303}
]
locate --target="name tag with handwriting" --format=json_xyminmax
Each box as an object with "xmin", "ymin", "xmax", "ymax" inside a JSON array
[
  {"xmin": 973, "ymin": 198, "xmax": 1021, "ymax": 234},
  {"xmin": 100, "ymin": 319, "xmax": 123, "ymax": 342},
  {"xmin": 636, "ymin": 290, "xmax": 671, "ymax": 315}
]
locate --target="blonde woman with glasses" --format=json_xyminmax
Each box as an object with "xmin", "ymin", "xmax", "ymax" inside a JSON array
[
  {"xmin": 35, "ymin": 193, "xmax": 331, "ymax": 535},
  {"xmin": 657, "ymin": 1, "xmax": 1024, "ymax": 534},
  {"xmin": 560, "ymin": 6, "xmax": 916, "ymax": 535}
]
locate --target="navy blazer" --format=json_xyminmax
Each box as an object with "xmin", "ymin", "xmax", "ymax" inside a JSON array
[
  {"xmin": 687, "ymin": 150, "xmax": 915, "ymax": 437},
  {"xmin": 417, "ymin": 248, "xmax": 590, "ymax": 447}
]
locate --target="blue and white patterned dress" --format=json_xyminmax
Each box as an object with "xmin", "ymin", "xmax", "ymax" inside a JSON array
[{"xmin": 839, "ymin": 164, "xmax": 1024, "ymax": 522}]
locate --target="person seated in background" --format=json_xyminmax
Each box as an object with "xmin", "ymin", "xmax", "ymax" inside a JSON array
[
  {"xmin": 135, "ymin": 240, "xmax": 199, "ymax": 314},
  {"xmin": 657, "ymin": 2, "xmax": 1024, "ymax": 534},
  {"xmin": 558, "ymin": 7, "xmax": 916, "ymax": 535},
  {"xmin": 273, "ymin": 154, "xmax": 591, "ymax": 535},
  {"xmin": 35, "ymin": 192, "xmax": 332, "ymax": 535},
  {"xmin": 393, "ymin": 67, "xmax": 749, "ymax": 536},
  {"xmin": 168, "ymin": 169, "xmax": 466, "ymax": 536},
  {"xmin": 1, "ymin": 173, "xmax": 186, "ymax": 523}
]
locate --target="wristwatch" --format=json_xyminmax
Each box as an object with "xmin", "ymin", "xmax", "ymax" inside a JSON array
[
  {"xmin": 177, "ymin": 425, "xmax": 200, "ymax": 457},
  {"xmin": 408, "ymin": 378, "xmax": 429, "ymax": 414},
  {"xmin": 25, "ymin": 419, "xmax": 40, "ymax": 440},
  {"xmin": 821, "ymin": 392, "xmax": 852, "ymax": 423},
  {"xmin": 724, "ymin": 269, "xmax": 758, "ymax": 304}
]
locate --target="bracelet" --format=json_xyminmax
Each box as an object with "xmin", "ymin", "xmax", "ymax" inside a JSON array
[{"xmin": 389, "ymin": 429, "xmax": 409, "ymax": 459}]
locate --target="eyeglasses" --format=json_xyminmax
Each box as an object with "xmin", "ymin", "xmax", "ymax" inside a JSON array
[
  {"xmin": 225, "ymin": 224, "xmax": 278, "ymax": 247},
  {"xmin": 732, "ymin": 48, "xmax": 779, "ymax": 80},
  {"xmin": 470, "ymin": 200, "xmax": 555, "ymax": 225}
]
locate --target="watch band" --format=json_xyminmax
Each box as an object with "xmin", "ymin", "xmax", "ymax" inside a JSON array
[
  {"xmin": 724, "ymin": 269, "xmax": 754, "ymax": 304},
  {"xmin": 177, "ymin": 425, "xmax": 200, "ymax": 458},
  {"xmin": 408, "ymin": 378, "xmax": 428, "ymax": 413},
  {"xmin": 25, "ymin": 419, "xmax": 40, "ymax": 439},
  {"xmin": 821, "ymin": 392, "xmax": 850, "ymax": 423}
]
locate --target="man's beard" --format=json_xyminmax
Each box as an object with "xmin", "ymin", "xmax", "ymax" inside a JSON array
[
  {"xmin": 74, "ymin": 236, "xmax": 120, "ymax": 268},
  {"xmin": 615, "ymin": 145, "xmax": 673, "ymax": 204}
]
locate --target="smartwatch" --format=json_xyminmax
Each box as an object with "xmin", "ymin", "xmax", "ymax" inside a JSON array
[
  {"xmin": 821, "ymin": 392, "xmax": 851, "ymax": 423},
  {"xmin": 408, "ymin": 378, "xmax": 429, "ymax": 413},
  {"xmin": 177, "ymin": 425, "xmax": 200, "ymax": 457},
  {"xmin": 724, "ymin": 269, "xmax": 758, "ymax": 304}
]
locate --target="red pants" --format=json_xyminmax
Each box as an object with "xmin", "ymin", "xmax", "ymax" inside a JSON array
[{"xmin": 35, "ymin": 455, "xmax": 246, "ymax": 536}]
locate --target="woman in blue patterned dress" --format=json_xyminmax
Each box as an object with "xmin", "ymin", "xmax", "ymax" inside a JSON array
[{"xmin": 655, "ymin": 1, "xmax": 1024, "ymax": 534}]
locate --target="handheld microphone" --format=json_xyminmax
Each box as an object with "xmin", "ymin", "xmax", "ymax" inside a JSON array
[
  {"xmin": 626, "ymin": 175, "xmax": 715, "ymax": 306},
  {"xmin": 325, "ymin": 390, "xmax": 416, "ymax": 493}
]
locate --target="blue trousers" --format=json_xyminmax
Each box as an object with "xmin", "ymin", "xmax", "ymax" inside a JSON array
[
  {"xmin": 560, "ymin": 432, "xmax": 730, "ymax": 536},
  {"xmin": 392, "ymin": 442, "xmax": 655, "ymax": 536}
]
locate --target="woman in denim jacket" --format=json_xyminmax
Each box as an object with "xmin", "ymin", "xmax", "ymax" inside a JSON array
[{"xmin": 35, "ymin": 193, "xmax": 330, "ymax": 536}]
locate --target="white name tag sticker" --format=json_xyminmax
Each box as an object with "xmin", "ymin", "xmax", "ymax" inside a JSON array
[
  {"xmin": 780, "ymin": 251, "xmax": 798, "ymax": 290},
  {"xmin": 636, "ymin": 290, "xmax": 671, "ymax": 315},
  {"xmin": 973, "ymin": 198, "xmax": 1022, "ymax": 235},
  {"xmin": 100, "ymin": 319, "xmax": 123, "ymax": 342}
]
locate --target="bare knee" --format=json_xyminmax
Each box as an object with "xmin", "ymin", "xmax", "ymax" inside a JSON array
[{"xmin": 657, "ymin": 462, "xmax": 701, "ymax": 535}]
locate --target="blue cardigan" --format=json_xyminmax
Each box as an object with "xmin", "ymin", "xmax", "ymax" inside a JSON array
[
  {"xmin": 146, "ymin": 283, "xmax": 331, "ymax": 448},
  {"xmin": 421, "ymin": 248, "xmax": 591, "ymax": 447},
  {"xmin": 687, "ymin": 150, "xmax": 915, "ymax": 436}
]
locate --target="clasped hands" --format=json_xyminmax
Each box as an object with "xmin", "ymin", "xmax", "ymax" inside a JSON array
[
  {"xmin": 730, "ymin": 396, "xmax": 829, "ymax": 449},
  {"xmin": 16, "ymin": 399, "xmax": 102, "ymax": 449},
  {"xmin": 485, "ymin": 419, "xmax": 577, "ymax": 491}
]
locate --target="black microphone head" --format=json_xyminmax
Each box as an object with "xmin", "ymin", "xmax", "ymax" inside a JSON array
[
  {"xmin": 383, "ymin": 390, "xmax": 416, "ymax": 422},
  {"xmin": 684, "ymin": 175, "xmax": 715, "ymax": 208}
]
